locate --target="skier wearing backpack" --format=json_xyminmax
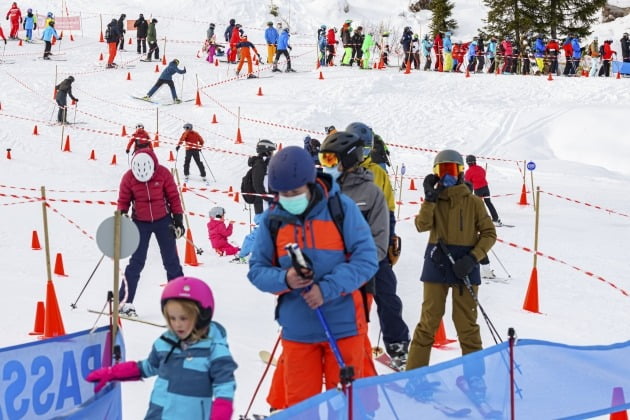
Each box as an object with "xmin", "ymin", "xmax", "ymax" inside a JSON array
[
  {"xmin": 105, "ymin": 18, "xmax": 120, "ymax": 68},
  {"xmin": 248, "ymin": 146, "xmax": 378, "ymax": 409},
  {"xmin": 346, "ymin": 121, "xmax": 411, "ymax": 368},
  {"xmin": 242, "ymin": 139, "xmax": 276, "ymax": 215}
]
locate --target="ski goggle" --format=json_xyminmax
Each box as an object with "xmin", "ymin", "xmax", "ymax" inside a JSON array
[
  {"xmin": 433, "ymin": 162, "xmax": 464, "ymax": 178},
  {"xmin": 318, "ymin": 152, "xmax": 340, "ymax": 168}
]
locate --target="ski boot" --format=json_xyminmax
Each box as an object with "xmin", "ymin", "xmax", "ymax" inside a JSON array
[{"xmin": 247, "ymin": 74, "xmax": 257, "ymax": 79}]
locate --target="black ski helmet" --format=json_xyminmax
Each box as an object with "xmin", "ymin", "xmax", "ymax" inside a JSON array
[
  {"xmin": 320, "ymin": 131, "xmax": 364, "ymax": 170},
  {"xmin": 466, "ymin": 155, "xmax": 476, "ymax": 164},
  {"xmin": 256, "ymin": 139, "xmax": 276, "ymax": 156}
]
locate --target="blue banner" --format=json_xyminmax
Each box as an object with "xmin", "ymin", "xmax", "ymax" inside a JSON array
[
  {"xmin": 0, "ymin": 326, "xmax": 122, "ymax": 420},
  {"xmin": 271, "ymin": 338, "xmax": 630, "ymax": 419}
]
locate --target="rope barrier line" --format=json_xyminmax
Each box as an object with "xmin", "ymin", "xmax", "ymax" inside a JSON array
[
  {"xmin": 496, "ymin": 238, "xmax": 629, "ymax": 298},
  {"xmin": 540, "ymin": 190, "xmax": 629, "ymax": 218},
  {"xmin": 0, "ymin": 185, "xmax": 118, "ymax": 194},
  {"xmin": 46, "ymin": 203, "xmax": 95, "ymax": 241}
]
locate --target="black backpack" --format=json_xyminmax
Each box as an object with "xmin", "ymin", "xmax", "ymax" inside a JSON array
[{"xmin": 240, "ymin": 166, "xmax": 257, "ymax": 204}]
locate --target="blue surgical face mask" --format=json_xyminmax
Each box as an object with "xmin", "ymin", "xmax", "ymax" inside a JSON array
[
  {"xmin": 441, "ymin": 174, "xmax": 458, "ymax": 188},
  {"xmin": 322, "ymin": 166, "xmax": 342, "ymax": 183},
  {"xmin": 279, "ymin": 192, "xmax": 309, "ymax": 215}
]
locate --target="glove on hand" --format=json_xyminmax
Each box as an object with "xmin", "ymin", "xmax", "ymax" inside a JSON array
[
  {"xmin": 3, "ymin": 39, "xmax": 6, "ymax": 45},
  {"xmin": 125, "ymin": 149, "xmax": 130, "ymax": 154},
  {"xmin": 175, "ymin": 145, "xmax": 180, "ymax": 151},
  {"xmin": 453, "ymin": 254, "xmax": 476, "ymax": 280},
  {"xmin": 388, "ymin": 235, "xmax": 402, "ymax": 265},
  {"xmin": 86, "ymin": 361, "xmax": 141, "ymax": 393},
  {"xmin": 210, "ymin": 398, "xmax": 234, "ymax": 420},
  {"xmin": 171, "ymin": 213, "xmax": 185, "ymax": 239},
  {"xmin": 423, "ymin": 174, "xmax": 441, "ymax": 203}
]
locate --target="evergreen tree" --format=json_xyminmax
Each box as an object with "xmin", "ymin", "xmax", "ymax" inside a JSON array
[
  {"xmin": 483, "ymin": 0, "xmax": 539, "ymax": 47},
  {"xmin": 535, "ymin": 0, "xmax": 606, "ymax": 40},
  {"xmin": 429, "ymin": 0, "xmax": 458, "ymax": 36}
]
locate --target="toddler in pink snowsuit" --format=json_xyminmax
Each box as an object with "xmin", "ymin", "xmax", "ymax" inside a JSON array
[{"xmin": 207, "ymin": 207, "xmax": 239, "ymax": 256}]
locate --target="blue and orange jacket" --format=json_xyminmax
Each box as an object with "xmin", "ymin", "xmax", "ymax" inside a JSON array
[{"xmin": 248, "ymin": 178, "xmax": 378, "ymax": 343}]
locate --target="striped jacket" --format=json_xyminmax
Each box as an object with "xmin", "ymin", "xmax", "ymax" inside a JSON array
[{"xmin": 139, "ymin": 323, "xmax": 237, "ymax": 420}]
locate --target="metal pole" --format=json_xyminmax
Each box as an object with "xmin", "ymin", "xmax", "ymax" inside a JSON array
[
  {"xmin": 529, "ymin": 169, "xmax": 535, "ymax": 209},
  {"xmin": 40, "ymin": 186, "xmax": 52, "ymax": 281},
  {"xmin": 112, "ymin": 211, "xmax": 122, "ymax": 356},
  {"xmin": 533, "ymin": 187, "xmax": 541, "ymax": 269}
]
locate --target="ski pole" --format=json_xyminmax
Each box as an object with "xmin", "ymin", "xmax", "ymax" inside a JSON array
[
  {"xmin": 437, "ymin": 240, "xmax": 503, "ymax": 344},
  {"xmin": 241, "ymin": 333, "xmax": 281, "ymax": 420},
  {"xmin": 70, "ymin": 254, "xmax": 105, "ymax": 309},
  {"xmin": 184, "ymin": 234, "xmax": 203, "ymax": 255},
  {"xmin": 490, "ymin": 249, "xmax": 511, "ymax": 278},
  {"xmin": 199, "ymin": 150, "xmax": 216, "ymax": 182}
]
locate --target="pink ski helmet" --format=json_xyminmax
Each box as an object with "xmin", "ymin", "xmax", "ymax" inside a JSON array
[{"xmin": 161, "ymin": 276, "xmax": 214, "ymax": 329}]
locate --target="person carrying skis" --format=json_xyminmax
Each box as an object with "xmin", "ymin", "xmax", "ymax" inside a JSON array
[
  {"xmin": 133, "ymin": 13, "xmax": 148, "ymax": 54},
  {"xmin": 115, "ymin": 148, "xmax": 185, "ymax": 316},
  {"xmin": 248, "ymin": 146, "xmax": 378, "ymax": 409},
  {"xmin": 5, "ymin": 2, "xmax": 21, "ymax": 39},
  {"xmin": 264, "ymin": 21, "xmax": 279, "ymax": 64},
  {"xmin": 143, "ymin": 59, "xmax": 186, "ymax": 103},
  {"xmin": 207, "ymin": 207, "xmax": 239, "ymax": 256},
  {"xmin": 145, "ymin": 18, "xmax": 159, "ymax": 61},
  {"xmin": 176, "ymin": 123, "xmax": 206, "ymax": 183},
  {"xmin": 272, "ymin": 27, "xmax": 295, "ymax": 72},
  {"xmin": 105, "ymin": 18, "xmax": 120, "ymax": 68},
  {"xmin": 125, "ymin": 123, "xmax": 152, "ymax": 154},
  {"xmin": 55, "ymin": 75, "xmax": 78, "ymax": 123},
  {"xmin": 87, "ymin": 276, "xmax": 237, "ymax": 420},
  {"xmin": 235, "ymin": 34, "xmax": 261, "ymax": 78},
  {"xmin": 22, "ymin": 8, "xmax": 35, "ymax": 41},
  {"xmin": 41, "ymin": 20, "xmax": 60, "ymax": 60},
  {"xmin": 407, "ymin": 149, "xmax": 496, "ymax": 395},
  {"xmin": 464, "ymin": 155, "xmax": 501, "ymax": 225},
  {"xmin": 116, "ymin": 14, "xmax": 126, "ymax": 50}
]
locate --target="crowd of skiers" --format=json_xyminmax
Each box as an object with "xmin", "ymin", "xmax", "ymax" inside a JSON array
[{"xmin": 396, "ymin": 29, "xmax": 630, "ymax": 77}]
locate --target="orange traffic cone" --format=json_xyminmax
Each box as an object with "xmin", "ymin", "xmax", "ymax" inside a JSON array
[
  {"xmin": 465, "ymin": 67, "xmax": 470, "ymax": 78},
  {"xmin": 211, "ymin": 114, "xmax": 218, "ymax": 124},
  {"xmin": 31, "ymin": 230, "xmax": 42, "ymax": 250},
  {"xmin": 404, "ymin": 59, "xmax": 411, "ymax": 74},
  {"xmin": 88, "ymin": 149, "xmax": 96, "ymax": 160},
  {"xmin": 610, "ymin": 387, "xmax": 628, "ymax": 420},
  {"xmin": 155, "ymin": 64, "xmax": 160, "ymax": 72},
  {"xmin": 195, "ymin": 90, "xmax": 202, "ymax": 106},
  {"xmin": 128, "ymin": 37, "xmax": 132, "ymax": 45},
  {"xmin": 6, "ymin": 148, "xmax": 11, "ymax": 159},
  {"xmin": 617, "ymin": 71, "xmax": 621, "ymax": 79},
  {"xmin": 99, "ymin": 52, "xmax": 103, "ymax": 61},
  {"xmin": 316, "ymin": 60, "xmax": 320, "ymax": 69},
  {"xmin": 518, "ymin": 183, "xmax": 528, "ymax": 205},
  {"xmin": 110, "ymin": 154, "xmax": 117, "ymax": 165},
  {"xmin": 522, "ymin": 267, "xmax": 540, "ymax": 313},
  {"xmin": 63, "ymin": 135, "xmax": 71, "ymax": 152},
  {"xmin": 227, "ymin": 185, "xmax": 234, "ymax": 197},
  {"xmin": 99, "ymin": 31, "xmax": 104, "ymax": 42},
  {"xmin": 215, "ymin": 58, "xmax": 219, "ymax": 66},
  {"xmin": 54, "ymin": 252, "xmax": 67, "ymax": 276},
  {"xmin": 319, "ymin": 71, "xmax": 324, "ymax": 80},
  {"xmin": 184, "ymin": 230, "xmax": 200, "ymax": 266},
  {"xmin": 433, "ymin": 320, "xmax": 457, "ymax": 347},
  {"xmin": 162, "ymin": 55, "xmax": 167, "ymax": 65},
  {"xmin": 235, "ymin": 128, "xmax": 243, "ymax": 144},
  {"xmin": 373, "ymin": 62, "xmax": 377, "ymax": 69},
  {"xmin": 42, "ymin": 280, "xmax": 66, "ymax": 337},
  {"xmin": 18, "ymin": 38, "xmax": 23, "ymax": 46},
  {"xmin": 233, "ymin": 192, "xmax": 240, "ymax": 203},
  {"xmin": 168, "ymin": 150, "xmax": 175, "ymax": 161},
  {"xmin": 409, "ymin": 179, "xmax": 417, "ymax": 190},
  {"xmin": 257, "ymin": 86, "xmax": 263, "ymax": 96},
  {"xmin": 126, "ymin": 72, "xmax": 131, "ymax": 80},
  {"xmin": 33, "ymin": 124, "xmax": 40, "ymax": 135},
  {"xmin": 153, "ymin": 132, "xmax": 160, "ymax": 148},
  {"xmin": 70, "ymin": 34, "xmax": 74, "ymax": 41},
  {"xmin": 547, "ymin": 72, "xmax": 553, "ymax": 81},
  {"xmin": 29, "ymin": 301, "xmax": 45, "ymax": 335},
  {"xmin": 121, "ymin": 125, "xmax": 127, "ymax": 136}
]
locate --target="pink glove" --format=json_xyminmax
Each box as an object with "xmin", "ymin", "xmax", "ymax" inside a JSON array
[
  {"xmin": 210, "ymin": 398, "xmax": 233, "ymax": 420},
  {"xmin": 86, "ymin": 361, "xmax": 142, "ymax": 392}
]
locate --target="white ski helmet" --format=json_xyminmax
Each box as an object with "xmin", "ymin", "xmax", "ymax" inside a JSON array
[{"xmin": 131, "ymin": 152, "xmax": 155, "ymax": 182}]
